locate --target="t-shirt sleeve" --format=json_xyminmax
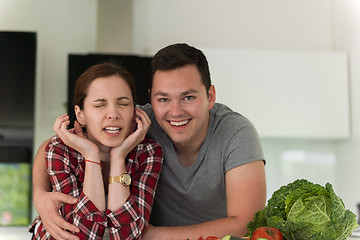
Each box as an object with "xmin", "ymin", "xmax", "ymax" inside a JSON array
[{"xmin": 223, "ymin": 116, "xmax": 265, "ymax": 172}]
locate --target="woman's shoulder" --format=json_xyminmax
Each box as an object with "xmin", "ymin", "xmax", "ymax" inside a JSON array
[
  {"xmin": 47, "ymin": 134, "xmax": 66, "ymax": 150},
  {"xmin": 47, "ymin": 129, "xmax": 76, "ymax": 149},
  {"xmin": 130, "ymin": 136, "xmax": 163, "ymax": 160},
  {"xmin": 138, "ymin": 137, "xmax": 162, "ymax": 151},
  {"xmin": 46, "ymin": 131, "xmax": 83, "ymax": 161}
]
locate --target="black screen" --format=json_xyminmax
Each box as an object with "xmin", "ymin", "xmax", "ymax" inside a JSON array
[
  {"xmin": 0, "ymin": 32, "xmax": 36, "ymax": 148},
  {"xmin": 0, "ymin": 32, "xmax": 36, "ymax": 128}
]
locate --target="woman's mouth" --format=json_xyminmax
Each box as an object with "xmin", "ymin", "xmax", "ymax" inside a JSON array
[{"xmin": 103, "ymin": 127, "xmax": 121, "ymax": 133}]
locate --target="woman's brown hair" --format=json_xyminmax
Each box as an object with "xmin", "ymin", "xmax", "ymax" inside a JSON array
[{"xmin": 74, "ymin": 62, "xmax": 136, "ymax": 109}]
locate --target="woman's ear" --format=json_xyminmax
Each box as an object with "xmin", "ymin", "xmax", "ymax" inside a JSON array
[{"xmin": 74, "ymin": 105, "xmax": 86, "ymax": 125}]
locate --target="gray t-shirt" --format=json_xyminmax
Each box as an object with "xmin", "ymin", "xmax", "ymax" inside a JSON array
[{"xmin": 141, "ymin": 103, "xmax": 264, "ymax": 226}]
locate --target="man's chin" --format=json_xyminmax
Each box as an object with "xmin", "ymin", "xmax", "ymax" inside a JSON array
[{"xmin": 167, "ymin": 134, "xmax": 190, "ymax": 146}]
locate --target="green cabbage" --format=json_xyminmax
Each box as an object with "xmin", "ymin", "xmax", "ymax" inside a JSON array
[{"xmin": 247, "ymin": 179, "xmax": 359, "ymax": 240}]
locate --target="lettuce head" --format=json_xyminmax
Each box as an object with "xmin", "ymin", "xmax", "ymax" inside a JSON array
[{"xmin": 247, "ymin": 179, "xmax": 359, "ymax": 240}]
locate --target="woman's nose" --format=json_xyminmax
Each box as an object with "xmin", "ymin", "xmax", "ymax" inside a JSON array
[
  {"xmin": 106, "ymin": 107, "xmax": 119, "ymax": 120},
  {"xmin": 107, "ymin": 114, "xmax": 119, "ymax": 120}
]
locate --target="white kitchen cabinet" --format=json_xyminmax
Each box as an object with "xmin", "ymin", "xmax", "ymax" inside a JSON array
[{"xmin": 203, "ymin": 48, "xmax": 350, "ymax": 139}]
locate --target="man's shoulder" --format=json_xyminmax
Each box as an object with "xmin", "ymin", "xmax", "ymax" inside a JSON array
[
  {"xmin": 211, "ymin": 103, "xmax": 250, "ymax": 125},
  {"xmin": 139, "ymin": 103, "xmax": 156, "ymax": 121},
  {"xmin": 139, "ymin": 103, "xmax": 152, "ymax": 112}
]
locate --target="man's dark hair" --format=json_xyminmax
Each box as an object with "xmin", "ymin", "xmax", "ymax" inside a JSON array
[{"xmin": 150, "ymin": 43, "xmax": 211, "ymax": 95}]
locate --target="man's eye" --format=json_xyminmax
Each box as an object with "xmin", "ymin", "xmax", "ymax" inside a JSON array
[
  {"xmin": 159, "ymin": 98, "xmax": 168, "ymax": 102},
  {"xmin": 184, "ymin": 96, "xmax": 194, "ymax": 101},
  {"xmin": 95, "ymin": 105, "xmax": 105, "ymax": 108},
  {"xmin": 118, "ymin": 103, "xmax": 129, "ymax": 106}
]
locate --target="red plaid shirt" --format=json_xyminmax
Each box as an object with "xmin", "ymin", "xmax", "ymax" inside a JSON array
[{"xmin": 30, "ymin": 135, "xmax": 163, "ymax": 240}]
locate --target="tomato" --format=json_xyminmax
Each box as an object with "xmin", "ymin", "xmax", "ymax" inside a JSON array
[
  {"xmin": 252, "ymin": 227, "xmax": 283, "ymax": 240},
  {"xmin": 205, "ymin": 236, "xmax": 220, "ymax": 240}
]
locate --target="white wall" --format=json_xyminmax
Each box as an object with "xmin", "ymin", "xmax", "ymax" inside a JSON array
[
  {"xmin": 332, "ymin": 0, "xmax": 360, "ymax": 215},
  {"xmin": 96, "ymin": 0, "xmax": 133, "ymax": 54},
  {"xmin": 133, "ymin": 0, "xmax": 333, "ymax": 54}
]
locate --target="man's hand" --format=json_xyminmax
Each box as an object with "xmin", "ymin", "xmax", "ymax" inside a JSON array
[
  {"xmin": 143, "ymin": 224, "xmax": 158, "ymax": 240},
  {"xmin": 34, "ymin": 191, "xmax": 80, "ymax": 240}
]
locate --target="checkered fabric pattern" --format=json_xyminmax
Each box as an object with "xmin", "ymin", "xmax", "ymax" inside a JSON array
[{"xmin": 29, "ymin": 135, "xmax": 163, "ymax": 240}]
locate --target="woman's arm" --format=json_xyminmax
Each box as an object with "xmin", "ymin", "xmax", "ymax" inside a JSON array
[
  {"xmin": 106, "ymin": 108, "xmax": 164, "ymax": 239},
  {"xmin": 107, "ymin": 139, "xmax": 163, "ymax": 240},
  {"xmin": 53, "ymin": 114, "xmax": 106, "ymax": 211},
  {"xmin": 34, "ymin": 115, "xmax": 107, "ymax": 239},
  {"xmin": 45, "ymin": 135, "xmax": 107, "ymax": 239},
  {"xmin": 107, "ymin": 107, "xmax": 150, "ymax": 212}
]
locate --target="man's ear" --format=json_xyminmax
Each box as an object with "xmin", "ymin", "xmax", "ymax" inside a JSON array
[
  {"xmin": 208, "ymin": 85, "xmax": 216, "ymax": 110},
  {"xmin": 74, "ymin": 105, "xmax": 86, "ymax": 125}
]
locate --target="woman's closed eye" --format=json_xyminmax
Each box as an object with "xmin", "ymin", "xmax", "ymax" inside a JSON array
[
  {"xmin": 116, "ymin": 97, "xmax": 131, "ymax": 106},
  {"xmin": 117, "ymin": 98, "xmax": 131, "ymax": 106},
  {"xmin": 118, "ymin": 102, "xmax": 129, "ymax": 106},
  {"xmin": 94, "ymin": 104, "xmax": 105, "ymax": 108},
  {"xmin": 93, "ymin": 99, "xmax": 106, "ymax": 108}
]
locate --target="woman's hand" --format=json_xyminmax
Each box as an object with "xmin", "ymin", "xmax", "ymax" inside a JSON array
[
  {"xmin": 110, "ymin": 108, "xmax": 151, "ymax": 161},
  {"xmin": 53, "ymin": 114, "xmax": 99, "ymax": 160}
]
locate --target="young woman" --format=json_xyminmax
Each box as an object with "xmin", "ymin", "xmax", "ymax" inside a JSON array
[{"xmin": 29, "ymin": 63, "xmax": 163, "ymax": 240}]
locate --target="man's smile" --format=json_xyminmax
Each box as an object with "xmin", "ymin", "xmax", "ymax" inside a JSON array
[{"xmin": 169, "ymin": 120, "xmax": 190, "ymax": 127}]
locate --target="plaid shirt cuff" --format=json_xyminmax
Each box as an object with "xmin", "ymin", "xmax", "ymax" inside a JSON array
[
  {"xmin": 106, "ymin": 195, "xmax": 140, "ymax": 228},
  {"xmin": 74, "ymin": 192, "xmax": 107, "ymax": 226}
]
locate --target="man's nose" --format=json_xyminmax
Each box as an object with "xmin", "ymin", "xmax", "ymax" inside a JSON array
[{"xmin": 169, "ymin": 101, "xmax": 184, "ymax": 117}]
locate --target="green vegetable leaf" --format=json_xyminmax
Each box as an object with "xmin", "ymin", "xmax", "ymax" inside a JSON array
[
  {"xmin": 327, "ymin": 183, "xmax": 345, "ymax": 221},
  {"xmin": 246, "ymin": 179, "xmax": 359, "ymax": 240},
  {"xmin": 288, "ymin": 195, "xmax": 331, "ymax": 225}
]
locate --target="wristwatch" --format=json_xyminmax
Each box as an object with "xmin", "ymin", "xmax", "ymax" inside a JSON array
[{"xmin": 109, "ymin": 173, "xmax": 131, "ymax": 186}]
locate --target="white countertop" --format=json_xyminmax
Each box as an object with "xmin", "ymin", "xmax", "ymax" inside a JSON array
[
  {"xmin": 0, "ymin": 227, "xmax": 32, "ymax": 239},
  {"xmin": 1, "ymin": 226, "xmax": 360, "ymax": 239}
]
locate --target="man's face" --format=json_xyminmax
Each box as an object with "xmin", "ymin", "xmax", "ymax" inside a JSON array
[{"xmin": 150, "ymin": 64, "xmax": 215, "ymax": 148}]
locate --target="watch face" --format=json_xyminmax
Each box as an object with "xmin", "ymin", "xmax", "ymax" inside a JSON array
[{"xmin": 123, "ymin": 174, "xmax": 131, "ymax": 186}]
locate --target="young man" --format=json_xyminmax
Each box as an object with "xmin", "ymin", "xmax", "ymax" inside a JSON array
[{"xmin": 32, "ymin": 43, "xmax": 266, "ymax": 240}]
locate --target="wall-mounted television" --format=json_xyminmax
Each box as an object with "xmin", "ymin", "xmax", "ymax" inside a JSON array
[
  {"xmin": 0, "ymin": 31, "xmax": 36, "ymax": 148},
  {"xmin": 0, "ymin": 31, "xmax": 36, "ymax": 226}
]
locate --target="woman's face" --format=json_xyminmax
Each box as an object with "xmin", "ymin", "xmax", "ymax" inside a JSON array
[{"xmin": 75, "ymin": 75, "xmax": 135, "ymax": 149}]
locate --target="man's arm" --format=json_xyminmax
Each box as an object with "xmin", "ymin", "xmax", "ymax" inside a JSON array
[
  {"xmin": 143, "ymin": 160, "xmax": 266, "ymax": 240},
  {"xmin": 32, "ymin": 139, "xmax": 80, "ymax": 240}
]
